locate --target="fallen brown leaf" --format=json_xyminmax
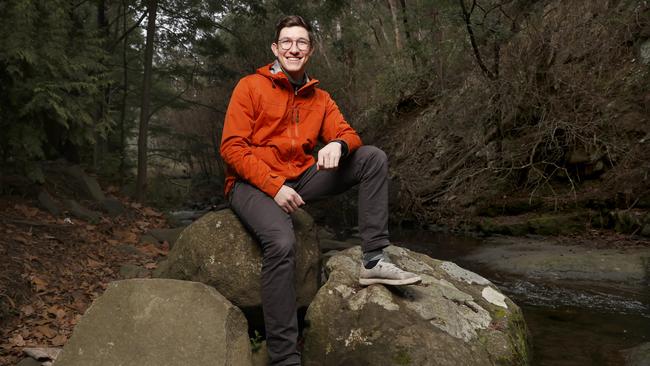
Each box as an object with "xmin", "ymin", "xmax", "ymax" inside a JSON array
[
  {"xmin": 36, "ymin": 325, "xmax": 56, "ymax": 339},
  {"xmin": 14, "ymin": 204, "xmax": 40, "ymax": 218},
  {"xmin": 21, "ymin": 305, "xmax": 35, "ymax": 316},
  {"xmin": 51, "ymin": 334, "xmax": 67, "ymax": 347},
  {"xmin": 15, "ymin": 234, "xmax": 29, "ymax": 244},
  {"xmin": 47, "ymin": 306, "xmax": 66, "ymax": 320},
  {"xmin": 114, "ymin": 230, "xmax": 138, "ymax": 244},
  {"xmin": 10, "ymin": 334, "xmax": 25, "ymax": 347},
  {"xmin": 30, "ymin": 276, "xmax": 48, "ymax": 292},
  {"xmin": 86, "ymin": 258, "xmax": 103, "ymax": 268},
  {"xmin": 142, "ymin": 207, "xmax": 162, "ymax": 217},
  {"xmin": 138, "ymin": 244, "xmax": 167, "ymax": 257}
]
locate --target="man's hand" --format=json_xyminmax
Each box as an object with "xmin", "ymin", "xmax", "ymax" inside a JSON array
[
  {"xmin": 317, "ymin": 141, "xmax": 342, "ymax": 170},
  {"xmin": 274, "ymin": 185, "xmax": 305, "ymax": 214}
]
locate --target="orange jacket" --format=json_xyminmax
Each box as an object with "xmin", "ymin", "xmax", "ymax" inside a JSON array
[{"xmin": 220, "ymin": 63, "xmax": 363, "ymax": 197}]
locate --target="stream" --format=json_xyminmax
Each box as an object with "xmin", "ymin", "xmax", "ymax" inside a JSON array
[{"xmin": 392, "ymin": 229, "xmax": 650, "ymax": 366}]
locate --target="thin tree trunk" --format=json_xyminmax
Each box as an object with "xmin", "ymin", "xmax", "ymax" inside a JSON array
[
  {"xmin": 377, "ymin": 17, "xmax": 390, "ymax": 46},
  {"xmin": 135, "ymin": 0, "xmax": 158, "ymax": 201},
  {"xmin": 386, "ymin": 0, "xmax": 402, "ymax": 50},
  {"xmin": 119, "ymin": 0, "xmax": 129, "ymax": 185},
  {"xmin": 398, "ymin": 0, "xmax": 417, "ymax": 67},
  {"xmin": 94, "ymin": 0, "xmax": 110, "ymax": 171}
]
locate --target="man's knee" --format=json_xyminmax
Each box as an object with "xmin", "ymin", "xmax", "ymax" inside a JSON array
[
  {"xmin": 357, "ymin": 145, "xmax": 388, "ymax": 165},
  {"xmin": 263, "ymin": 231, "xmax": 296, "ymax": 260}
]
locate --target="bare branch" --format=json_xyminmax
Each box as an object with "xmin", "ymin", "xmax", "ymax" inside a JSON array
[{"xmin": 459, "ymin": 0, "xmax": 497, "ymax": 80}]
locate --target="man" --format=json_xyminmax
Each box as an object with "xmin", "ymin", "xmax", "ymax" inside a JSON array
[{"xmin": 220, "ymin": 15, "xmax": 421, "ymax": 366}]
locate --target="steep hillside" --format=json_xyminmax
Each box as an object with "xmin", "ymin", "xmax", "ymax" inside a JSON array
[{"xmin": 360, "ymin": 0, "xmax": 650, "ymax": 233}]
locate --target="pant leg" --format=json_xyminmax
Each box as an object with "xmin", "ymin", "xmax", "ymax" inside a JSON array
[
  {"xmin": 293, "ymin": 145, "xmax": 390, "ymax": 252},
  {"xmin": 229, "ymin": 181, "xmax": 301, "ymax": 366}
]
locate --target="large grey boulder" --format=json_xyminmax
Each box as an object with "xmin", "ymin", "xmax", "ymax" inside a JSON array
[
  {"xmin": 62, "ymin": 165, "xmax": 106, "ymax": 202},
  {"xmin": 54, "ymin": 279, "xmax": 251, "ymax": 366},
  {"xmin": 154, "ymin": 208, "xmax": 320, "ymax": 309},
  {"xmin": 38, "ymin": 190, "xmax": 61, "ymax": 217},
  {"xmin": 303, "ymin": 246, "xmax": 529, "ymax": 366},
  {"xmin": 63, "ymin": 199, "xmax": 101, "ymax": 223}
]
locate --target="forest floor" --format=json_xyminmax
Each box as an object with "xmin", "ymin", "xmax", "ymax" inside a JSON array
[{"xmin": 0, "ymin": 192, "xmax": 170, "ymax": 365}]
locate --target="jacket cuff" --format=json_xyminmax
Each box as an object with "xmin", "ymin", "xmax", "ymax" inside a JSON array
[
  {"xmin": 333, "ymin": 140, "xmax": 349, "ymax": 158},
  {"xmin": 262, "ymin": 173, "xmax": 286, "ymax": 197}
]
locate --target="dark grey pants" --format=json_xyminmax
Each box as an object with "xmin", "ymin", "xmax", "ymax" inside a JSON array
[{"xmin": 229, "ymin": 145, "xmax": 390, "ymax": 366}]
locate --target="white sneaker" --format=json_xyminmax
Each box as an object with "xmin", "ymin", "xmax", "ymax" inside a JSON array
[{"xmin": 359, "ymin": 259, "xmax": 422, "ymax": 286}]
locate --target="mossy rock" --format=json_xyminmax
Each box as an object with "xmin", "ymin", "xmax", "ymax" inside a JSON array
[
  {"xmin": 527, "ymin": 212, "xmax": 587, "ymax": 235},
  {"xmin": 303, "ymin": 246, "xmax": 530, "ymax": 366}
]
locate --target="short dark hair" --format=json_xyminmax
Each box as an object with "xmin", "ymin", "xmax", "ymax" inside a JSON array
[{"xmin": 274, "ymin": 15, "xmax": 313, "ymax": 42}]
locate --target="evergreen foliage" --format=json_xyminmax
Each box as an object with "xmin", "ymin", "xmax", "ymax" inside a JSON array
[{"xmin": 0, "ymin": 0, "xmax": 111, "ymax": 180}]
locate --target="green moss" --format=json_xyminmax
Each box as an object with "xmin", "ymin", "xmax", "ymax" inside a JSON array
[
  {"xmin": 392, "ymin": 348, "xmax": 412, "ymax": 365},
  {"xmin": 480, "ymin": 308, "xmax": 531, "ymax": 366},
  {"xmin": 528, "ymin": 213, "xmax": 587, "ymax": 235},
  {"xmin": 493, "ymin": 307, "xmax": 508, "ymax": 319},
  {"xmin": 477, "ymin": 217, "xmax": 529, "ymax": 236},
  {"xmin": 506, "ymin": 309, "xmax": 531, "ymax": 365}
]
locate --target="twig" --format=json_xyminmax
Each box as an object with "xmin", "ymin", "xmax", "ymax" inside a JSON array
[{"xmin": 0, "ymin": 218, "xmax": 62, "ymax": 227}]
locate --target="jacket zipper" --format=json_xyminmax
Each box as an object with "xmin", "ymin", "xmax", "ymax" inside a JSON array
[
  {"xmin": 289, "ymin": 86, "xmax": 301, "ymax": 174},
  {"xmin": 288, "ymin": 92, "xmax": 295, "ymax": 166}
]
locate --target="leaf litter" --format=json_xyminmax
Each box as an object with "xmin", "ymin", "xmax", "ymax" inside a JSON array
[{"xmin": 0, "ymin": 194, "xmax": 170, "ymax": 365}]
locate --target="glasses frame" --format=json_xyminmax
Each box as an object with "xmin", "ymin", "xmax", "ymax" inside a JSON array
[{"xmin": 277, "ymin": 38, "xmax": 311, "ymax": 52}]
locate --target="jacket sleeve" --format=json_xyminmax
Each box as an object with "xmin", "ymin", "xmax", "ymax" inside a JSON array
[
  {"xmin": 319, "ymin": 93, "xmax": 363, "ymax": 153},
  {"xmin": 220, "ymin": 78, "xmax": 285, "ymax": 197}
]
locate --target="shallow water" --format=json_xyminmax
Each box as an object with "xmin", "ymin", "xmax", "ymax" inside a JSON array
[{"xmin": 391, "ymin": 229, "xmax": 650, "ymax": 366}]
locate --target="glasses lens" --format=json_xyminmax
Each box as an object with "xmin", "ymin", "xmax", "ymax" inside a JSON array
[
  {"xmin": 280, "ymin": 40, "xmax": 292, "ymax": 50},
  {"xmin": 278, "ymin": 39, "xmax": 310, "ymax": 51},
  {"xmin": 297, "ymin": 40, "xmax": 310, "ymax": 51}
]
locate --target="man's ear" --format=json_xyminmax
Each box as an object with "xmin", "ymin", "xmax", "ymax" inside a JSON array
[{"xmin": 271, "ymin": 43, "xmax": 279, "ymax": 58}]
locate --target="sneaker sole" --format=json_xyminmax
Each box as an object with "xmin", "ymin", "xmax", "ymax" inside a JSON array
[{"xmin": 359, "ymin": 276, "xmax": 422, "ymax": 286}]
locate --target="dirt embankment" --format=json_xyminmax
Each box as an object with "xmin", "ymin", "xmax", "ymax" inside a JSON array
[{"xmin": 358, "ymin": 0, "xmax": 650, "ymax": 236}]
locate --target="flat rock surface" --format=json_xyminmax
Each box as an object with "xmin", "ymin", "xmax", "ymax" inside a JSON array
[
  {"xmin": 54, "ymin": 279, "xmax": 251, "ymax": 366},
  {"xmin": 462, "ymin": 236, "xmax": 650, "ymax": 287}
]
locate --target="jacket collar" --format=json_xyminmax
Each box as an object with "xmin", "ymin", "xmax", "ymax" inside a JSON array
[{"xmin": 257, "ymin": 62, "xmax": 319, "ymax": 95}]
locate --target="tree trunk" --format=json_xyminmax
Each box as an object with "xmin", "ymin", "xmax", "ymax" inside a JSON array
[
  {"xmin": 94, "ymin": 0, "xmax": 110, "ymax": 171},
  {"xmin": 135, "ymin": 0, "xmax": 158, "ymax": 201},
  {"xmin": 398, "ymin": 0, "xmax": 417, "ymax": 67},
  {"xmin": 119, "ymin": 0, "xmax": 129, "ymax": 185},
  {"xmin": 386, "ymin": 0, "xmax": 402, "ymax": 50}
]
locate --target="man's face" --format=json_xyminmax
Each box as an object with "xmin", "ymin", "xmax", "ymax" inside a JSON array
[{"xmin": 271, "ymin": 26, "xmax": 313, "ymax": 81}]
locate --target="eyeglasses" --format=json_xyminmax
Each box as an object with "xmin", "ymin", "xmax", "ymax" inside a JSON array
[{"xmin": 277, "ymin": 38, "xmax": 310, "ymax": 51}]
